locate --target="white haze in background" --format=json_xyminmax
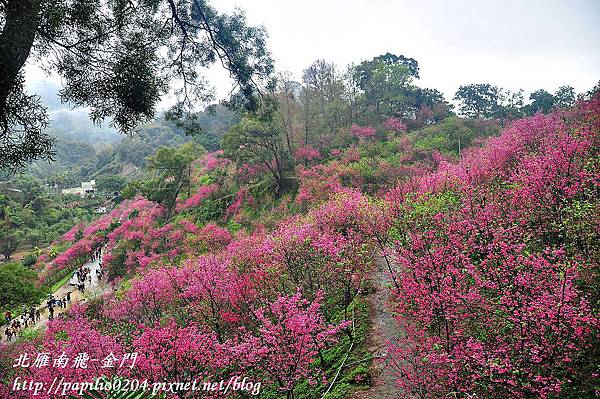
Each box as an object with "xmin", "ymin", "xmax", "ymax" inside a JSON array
[{"xmin": 25, "ymin": 0, "xmax": 600, "ymax": 115}]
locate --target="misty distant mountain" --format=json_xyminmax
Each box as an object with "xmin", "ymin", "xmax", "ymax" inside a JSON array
[
  {"xmin": 25, "ymin": 96, "xmax": 239, "ymax": 183},
  {"xmin": 46, "ymin": 109, "xmax": 123, "ymax": 146},
  {"xmin": 28, "ymin": 81, "xmax": 122, "ymax": 146}
]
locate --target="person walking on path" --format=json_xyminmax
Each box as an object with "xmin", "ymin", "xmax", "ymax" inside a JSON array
[{"xmin": 11, "ymin": 319, "xmax": 21, "ymax": 335}]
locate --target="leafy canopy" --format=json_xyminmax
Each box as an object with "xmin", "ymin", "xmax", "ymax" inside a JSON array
[{"xmin": 0, "ymin": 0, "xmax": 273, "ymax": 171}]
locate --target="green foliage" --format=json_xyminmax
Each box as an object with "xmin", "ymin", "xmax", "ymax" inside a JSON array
[
  {"xmin": 350, "ymin": 53, "xmax": 452, "ymax": 125},
  {"xmin": 222, "ymin": 116, "xmax": 289, "ymax": 191},
  {"xmin": 389, "ymin": 190, "xmax": 461, "ymax": 247},
  {"xmin": 0, "ymin": 174, "xmax": 96, "ymax": 253},
  {"xmin": 17, "ymin": 328, "xmax": 40, "ymax": 342},
  {"xmin": 129, "ymin": 143, "xmax": 204, "ymax": 217},
  {"xmin": 452, "ymin": 84, "xmax": 578, "ymax": 119},
  {"xmin": 226, "ymin": 219, "xmax": 242, "ymax": 234},
  {"xmin": 48, "ymin": 242, "xmax": 70, "ymax": 258},
  {"xmin": 413, "ymin": 116, "xmax": 500, "ymax": 156},
  {"xmin": 25, "ymin": 229, "xmax": 43, "ymax": 247},
  {"xmin": 527, "ymin": 89, "xmax": 556, "ymax": 114},
  {"xmin": 48, "ymin": 271, "xmax": 74, "ymax": 294},
  {"xmin": 353, "ymin": 53, "xmax": 418, "ymax": 120},
  {"xmin": 349, "ymin": 158, "xmax": 378, "ymax": 189},
  {"xmin": 21, "ymin": 253, "xmax": 37, "ymax": 268},
  {"xmin": 0, "ymin": 230, "xmax": 20, "ymax": 261},
  {"xmin": 190, "ymin": 198, "xmax": 227, "ymax": 224},
  {"xmin": 0, "ymin": 262, "xmax": 45, "ymax": 319},
  {"xmin": 524, "ymin": 85, "xmax": 576, "ymax": 115},
  {"xmin": 454, "ymin": 83, "xmax": 502, "ymax": 119},
  {"xmin": 300, "ymin": 59, "xmax": 354, "ymax": 141},
  {"xmin": 106, "ymin": 252, "xmax": 126, "ymax": 281},
  {"xmin": 359, "ymin": 140, "xmax": 401, "ymax": 161},
  {"xmin": 97, "ymin": 175, "xmax": 127, "ymax": 195}
]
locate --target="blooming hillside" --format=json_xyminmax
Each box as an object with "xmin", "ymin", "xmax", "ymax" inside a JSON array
[{"xmin": 1, "ymin": 97, "xmax": 598, "ymax": 399}]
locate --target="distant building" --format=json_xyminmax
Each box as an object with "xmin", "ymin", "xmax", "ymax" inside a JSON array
[
  {"xmin": 0, "ymin": 182, "xmax": 23, "ymax": 200},
  {"xmin": 81, "ymin": 180, "xmax": 96, "ymax": 191},
  {"xmin": 62, "ymin": 180, "xmax": 96, "ymax": 198}
]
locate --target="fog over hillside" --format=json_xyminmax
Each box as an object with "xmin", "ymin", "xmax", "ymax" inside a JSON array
[
  {"xmin": 22, "ymin": 81, "xmax": 238, "ymax": 183},
  {"xmin": 28, "ymin": 81, "xmax": 122, "ymax": 146}
]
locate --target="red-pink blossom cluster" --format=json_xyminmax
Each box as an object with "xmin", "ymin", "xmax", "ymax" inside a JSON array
[
  {"xmin": 39, "ymin": 197, "xmax": 161, "ymax": 284},
  {"xmin": 383, "ymin": 117, "xmax": 407, "ymax": 132},
  {"xmin": 7, "ymin": 183, "xmax": 384, "ymax": 397},
  {"xmin": 38, "ymin": 238, "xmax": 97, "ymax": 285},
  {"xmin": 197, "ymin": 150, "xmax": 231, "ymax": 173},
  {"xmin": 350, "ymin": 124, "xmax": 376, "ymax": 138},
  {"xmin": 61, "ymin": 223, "xmax": 84, "ymax": 242},
  {"xmin": 196, "ymin": 223, "xmax": 233, "ymax": 250},
  {"xmin": 295, "ymin": 164, "xmax": 346, "ymax": 207},
  {"xmin": 294, "ymin": 145, "xmax": 321, "ymax": 163},
  {"xmin": 225, "ymin": 187, "xmax": 254, "ymax": 218},
  {"xmin": 98, "ymin": 244, "xmax": 349, "ymax": 395},
  {"xmin": 175, "ymin": 184, "xmax": 219, "ymax": 212},
  {"xmin": 237, "ymin": 163, "xmax": 269, "ymax": 182},
  {"xmin": 385, "ymin": 99, "xmax": 600, "ymax": 398},
  {"xmin": 5, "ymin": 97, "xmax": 598, "ymax": 399}
]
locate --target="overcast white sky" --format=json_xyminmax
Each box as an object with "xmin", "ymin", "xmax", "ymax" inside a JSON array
[{"xmin": 28, "ymin": 0, "xmax": 600, "ymax": 106}]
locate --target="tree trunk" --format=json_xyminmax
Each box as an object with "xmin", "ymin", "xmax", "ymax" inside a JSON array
[{"xmin": 0, "ymin": 0, "xmax": 42, "ymax": 113}]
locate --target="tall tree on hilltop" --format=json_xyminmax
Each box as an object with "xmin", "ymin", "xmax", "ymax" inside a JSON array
[
  {"xmin": 526, "ymin": 89, "xmax": 556, "ymax": 114},
  {"xmin": 554, "ymin": 85, "xmax": 576, "ymax": 109},
  {"xmin": 524, "ymin": 85, "xmax": 576, "ymax": 115},
  {"xmin": 454, "ymin": 83, "xmax": 502, "ymax": 119},
  {"xmin": 301, "ymin": 60, "xmax": 347, "ymax": 142},
  {"xmin": 222, "ymin": 104, "xmax": 288, "ymax": 194},
  {"xmin": 353, "ymin": 53, "xmax": 420, "ymax": 121}
]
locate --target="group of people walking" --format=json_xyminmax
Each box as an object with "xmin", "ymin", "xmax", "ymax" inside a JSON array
[
  {"xmin": 74, "ymin": 266, "xmax": 92, "ymax": 293},
  {"xmin": 73, "ymin": 247, "xmax": 104, "ymax": 293},
  {"xmin": 3, "ymin": 291, "xmax": 75, "ymax": 341},
  {"xmin": 46, "ymin": 292, "xmax": 71, "ymax": 322},
  {"xmin": 91, "ymin": 247, "xmax": 103, "ymax": 263},
  {"xmin": 93, "ymin": 246, "xmax": 104, "ymax": 280},
  {"xmin": 2, "ymin": 246, "xmax": 106, "ymax": 343},
  {"xmin": 3, "ymin": 305, "xmax": 42, "ymax": 342}
]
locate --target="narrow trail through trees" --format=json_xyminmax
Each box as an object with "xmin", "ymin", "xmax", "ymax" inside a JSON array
[{"xmin": 351, "ymin": 255, "xmax": 402, "ymax": 399}]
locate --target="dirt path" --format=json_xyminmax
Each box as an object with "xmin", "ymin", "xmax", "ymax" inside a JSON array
[
  {"xmin": 2, "ymin": 244, "xmax": 50, "ymax": 264},
  {"xmin": 1, "ymin": 253, "xmax": 110, "ymax": 344},
  {"xmin": 351, "ymin": 255, "xmax": 402, "ymax": 399}
]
